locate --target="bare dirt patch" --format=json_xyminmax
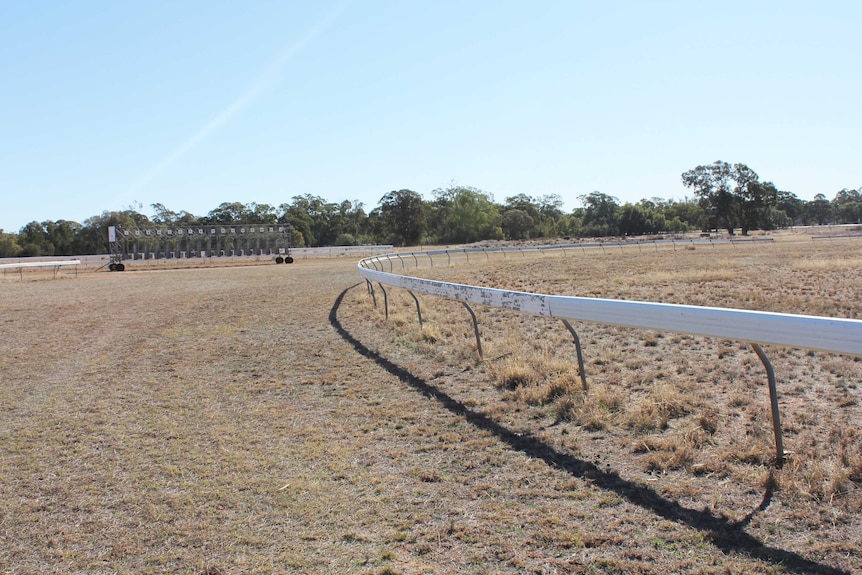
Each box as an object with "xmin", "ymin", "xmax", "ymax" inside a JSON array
[{"xmin": 1, "ymin": 236, "xmax": 860, "ymax": 574}]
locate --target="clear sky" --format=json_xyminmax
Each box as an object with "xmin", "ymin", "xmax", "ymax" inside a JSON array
[{"xmin": 1, "ymin": 0, "xmax": 860, "ymax": 232}]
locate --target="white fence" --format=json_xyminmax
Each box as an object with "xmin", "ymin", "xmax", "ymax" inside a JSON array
[
  {"xmin": 0, "ymin": 259, "xmax": 82, "ymax": 280},
  {"xmin": 359, "ymin": 262, "xmax": 861, "ymax": 357},
  {"xmin": 357, "ymin": 241, "xmax": 861, "ymax": 356},
  {"xmin": 291, "ymin": 245, "xmax": 394, "ymax": 258},
  {"xmin": 357, "ymin": 244, "xmax": 862, "ymax": 465}
]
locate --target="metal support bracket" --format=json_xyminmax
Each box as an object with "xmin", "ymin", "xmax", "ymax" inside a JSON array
[
  {"xmin": 751, "ymin": 343, "xmax": 785, "ymax": 467},
  {"xmin": 461, "ymin": 302, "xmax": 484, "ymax": 361},
  {"xmin": 366, "ymin": 280, "xmax": 377, "ymax": 309},
  {"xmin": 561, "ymin": 319, "xmax": 589, "ymax": 391},
  {"xmin": 377, "ymin": 282, "xmax": 389, "ymax": 320},
  {"xmin": 406, "ymin": 290, "xmax": 423, "ymax": 329}
]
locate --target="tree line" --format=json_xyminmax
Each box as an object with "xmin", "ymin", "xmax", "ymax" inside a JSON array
[{"xmin": 1, "ymin": 162, "xmax": 860, "ymax": 258}]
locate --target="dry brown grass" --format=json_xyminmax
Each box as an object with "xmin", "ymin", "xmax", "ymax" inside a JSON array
[
  {"xmin": 342, "ymin": 232, "xmax": 862, "ymax": 572},
  {"xmin": 1, "ymin": 233, "xmax": 860, "ymax": 574}
]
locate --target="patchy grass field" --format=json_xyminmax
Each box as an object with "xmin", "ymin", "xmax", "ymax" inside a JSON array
[{"xmin": 1, "ymin": 233, "xmax": 860, "ymax": 574}]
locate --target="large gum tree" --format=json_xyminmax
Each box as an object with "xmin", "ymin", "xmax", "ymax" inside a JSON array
[
  {"xmin": 378, "ymin": 189, "xmax": 425, "ymax": 246},
  {"xmin": 681, "ymin": 161, "xmax": 772, "ymax": 235}
]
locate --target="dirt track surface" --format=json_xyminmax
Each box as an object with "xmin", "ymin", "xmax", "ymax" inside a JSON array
[{"xmin": 0, "ymin": 251, "xmax": 859, "ymax": 574}]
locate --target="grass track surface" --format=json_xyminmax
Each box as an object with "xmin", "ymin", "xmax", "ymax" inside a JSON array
[{"xmin": 1, "ymin": 236, "xmax": 860, "ymax": 574}]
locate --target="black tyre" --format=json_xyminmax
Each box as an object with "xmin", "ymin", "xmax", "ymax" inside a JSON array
[
  {"xmin": 285, "ymin": 256, "xmax": 294, "ymax": 264},
  {"xmin": 275, "ymin": 256, "xmax": 284, "ymax": 264},
  {"xmin": 116, "ymin": 263, "xmax": 125, "ymax": 272},
  {"xmin": 109, "ymin": 263, "xmax": 117, "ymax": 271}
]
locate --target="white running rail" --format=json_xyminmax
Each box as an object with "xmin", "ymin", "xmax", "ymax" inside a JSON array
[
  {"xmin": 0, "ymin": 259, "xmax": 82, "ymax": 280},
  {"xmin": 358, "ymin": 250, "xmax": 862, "ymax": 358},
  {"xmin": 0, "ymin": 260, "xmax": 82, "ymax": 270},
  {"xmin": 357, "ymin": 246, "xmax": 862, "ymax": 465}
]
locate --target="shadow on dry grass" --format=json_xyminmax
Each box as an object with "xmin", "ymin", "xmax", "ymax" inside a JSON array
[{"xmin": 330, "ymin": 284, "xmax": 849, "ymax": 575}]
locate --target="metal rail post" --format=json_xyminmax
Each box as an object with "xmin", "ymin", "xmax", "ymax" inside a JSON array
[
  {"xmin": 751, "ymin": 343, "xmax": 785, "ymax": 467},
  {"xmin": 406, "ymin": 290, "xmax": 423, "ymax": 329},
  {"xmin": 562, "ymin": 320, "xmax": 589, "ymax": 390},
  {"xmin": 461, "ymin": 302, "xmax": 483, "ymax": 361},
  {"xmin": 377, "ymin": 282, "xmax": 389, "ymax": 320},
  {"xmin": 366, "ymin": 280, "xmax": 377, "ymax": 308}
]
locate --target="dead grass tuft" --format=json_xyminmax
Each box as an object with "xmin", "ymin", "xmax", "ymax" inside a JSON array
[
  {"xmin": 555, "ymin": 384, "xmax": 623, "ymax": 430},
  {"xmin": 623, "ymin": 384, "xmax": 698, "ymax": 433},
  {"xmin": 642, "ymin": 442, "xmax": 696, "ymax": 473},
  {"xmin": 773, "ymin": 425, "xmax": 862, "ymax": 502},
  {"xmin": 517, "ymin": 376, "xmax": 573, "ymax": 406},
  {"xmin": 419, "ymin": 324, "xmax": 441, "ymax": 343},
  {"xmin": 492, "ymin": 358, "xmax": 536, "ymax": 390},
  {"xmin": 698, "ymin": 409, "xmax": 720, "ymax": 435}
]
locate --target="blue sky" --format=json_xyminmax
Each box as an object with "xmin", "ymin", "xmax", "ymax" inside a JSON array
[{"xmin": 1, "ymin": 0, "xmax": 859, "ymax": 232}]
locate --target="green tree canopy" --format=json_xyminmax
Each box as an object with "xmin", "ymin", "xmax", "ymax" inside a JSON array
[
  {"xmin": 681, "ymin": 161, "xmax": 737, "ymax": 234},
  {"xmin": 205, "ymin": 202, "xmax": 250, "ymax": 224},
  {"xmin": 433, "ymin": 186, "xmax": 502, "ymax": 244},
  {"xmin": 44, "ymin": 220, "xmax": 82, "ymax": 256},
  {"xmin": 75, "ymin": 211, "xmax": 143, "ymax": 255},
  {"xmin": 0, "ymin": 230, "xmax": 21, "ymax": 257},
  {"xmin": 501, "ymin": 209, "xmax": 534, "ymax": 240},
  {"xmin": 503, "ymin": 193, "xmax": 564, "ymax": 238},
  {"xmin": 806, "ymin": 193, "xmax": 832, "ymax": 225},
  {"xmin": 278, "ymin": 195, "xmax": 333, "ymax": 247},
  {"xmin": 579, "ymin": 191, "xmax": 620, "ymax": 237},
  {"xmin": 18, "ymin": 221, "xmax": 52, "ymax": 256},
  {"xmin": 6, "ymin": 171, "xmax": 853, "ymax": 256},
  {"xmin": 378, "ymin": 189, "xmax": 425, "ymax": 246},
  {"xmin": 151, "ymin": 203, "xmax": 179, "ymax": 224},
  {"xmin": 681, "ymin": 161, "xmax": 775, "ymax": 235},
  {"xmin": 832, "ymin": 188, "xmax": 862, "ymax": 224}
]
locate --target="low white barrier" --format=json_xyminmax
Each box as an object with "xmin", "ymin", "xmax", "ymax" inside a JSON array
[
  {"xmin": 0, "ymin": 259, "xmax": 82, "ymax": 280},
  {"xmin": 359, "ymin": 265, "xmax": 861, "ymax": 357},
  {"xmin": 357, "ymin": 246, "xmax": 862, "ymax": 465},
  {"xmin": 358, "ymin": 246, "xmax": 860, "ymax": 357},
  {"xmin": 291, "ymin": 245, "xmax": 394, "ymax": 258},
  {"xmin": 0, "ymin": 260, "xmax": 81, "ymax": 269}
]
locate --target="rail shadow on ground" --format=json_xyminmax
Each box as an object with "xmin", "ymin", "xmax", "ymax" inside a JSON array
[{"xmin": 330, "ymin": 285, "xmax": 847, "ymax": 575}]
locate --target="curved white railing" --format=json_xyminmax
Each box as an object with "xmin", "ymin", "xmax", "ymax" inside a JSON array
[
  {"xmin": 358, "ymin": 247, "xmax": 861, "ymax": 357},
  {"xmin": 0, "ymin": 259, "xmax": 82, "ymax": 280},
  {"xmin": 0, "ymin": 260, "xmax": 82, "ymax": 269},
  {"xmin": 356, "ymin": 243, "xmax": 861, "ymax": 465}
]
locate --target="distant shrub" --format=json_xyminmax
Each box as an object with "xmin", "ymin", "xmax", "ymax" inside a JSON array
[{"xmin": 334, "ymin": 233, "xmax": 358, "ymax": 246}]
